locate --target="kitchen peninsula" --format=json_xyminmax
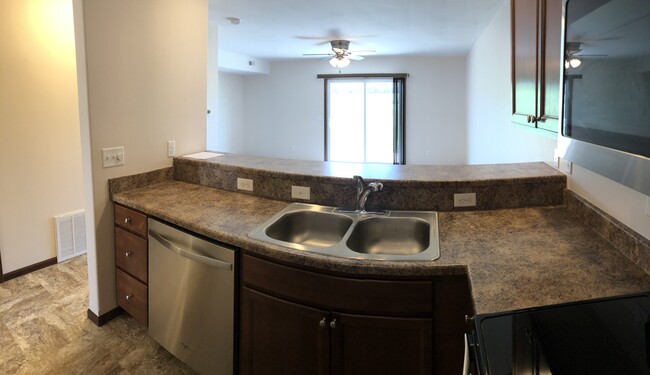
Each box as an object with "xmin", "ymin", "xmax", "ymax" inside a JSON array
[{"xmin": 110, "ymin": 154, "xmax": 650, "ymax": 374}]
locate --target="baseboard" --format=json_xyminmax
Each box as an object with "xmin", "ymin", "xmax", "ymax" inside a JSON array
[
  {"xmin": 2, "ymin": 257, "xmax": 57, "ymax": 282},
  {"xmin": 87, "ymin": 306, "xmax": 124, "ymax": 327}
]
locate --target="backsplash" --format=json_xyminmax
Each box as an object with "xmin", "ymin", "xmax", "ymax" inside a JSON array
[
  {"xmin": 108, "ymin": 167, "xmax": 173, "ymax": 197},
  {"xmin": 172, "ymin": 156, "xmax": 566, "ymax": 211},
  {"xmin": 566, "ymin": 190, "xmax": 650, "ymax": 274}
]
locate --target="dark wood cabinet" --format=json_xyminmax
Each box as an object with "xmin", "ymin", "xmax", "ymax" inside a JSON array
[
  {"xmin": 511, "ymin": 0, "xmax": 563, "ymax": 133},
  {"xmin": 240, "ymin": 288, "xmax": 330, "ymax": 375},
  {"xmin": 331, "ymin": 312, "xmax": 432, "ymax": 375},
  {"xmin": 114, "ymin": 204, "xmax": 149, "ymax": 326},
  {"xmin": 240, "ymin": 254, "xmax": 471, "ymax": 375}
]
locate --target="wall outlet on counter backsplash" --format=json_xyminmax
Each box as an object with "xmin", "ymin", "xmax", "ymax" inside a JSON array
[
  {"xmin": 454, "ymin": 193, "xmax": 476, "ymax": 207},
  {"xmin": 237, "ymin": 178, "xmax": 254, "ymax": 191},
  {"xmin": 291, "ymin": 186, "xmax": 310, "ymax": 200},
  {"xmin": 167, "ymin": 141, "xmax": 175, "ymax": 158}
]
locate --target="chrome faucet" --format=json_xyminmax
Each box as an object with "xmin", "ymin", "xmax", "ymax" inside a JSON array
[{"xmin": 353, "ymin": 175, "xmax": 384, "ymax": 212}]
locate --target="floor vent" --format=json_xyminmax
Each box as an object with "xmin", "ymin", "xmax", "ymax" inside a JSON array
[{"xmin": 55, "ymin": 210, "xmax": 87, "ymax": 262}]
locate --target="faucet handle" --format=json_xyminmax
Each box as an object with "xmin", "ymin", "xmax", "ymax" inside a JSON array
[{"xmin": 368, "ymin": 181, "xmax": 383, "ymax": 192}]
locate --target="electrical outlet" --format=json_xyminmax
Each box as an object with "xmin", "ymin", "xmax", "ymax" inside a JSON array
[
  {"xmin": 167, "ymin": 141, "xmax": 175, "ymax": 158},
  {"xmin": 553, "ymin": 148, "xmax": 561, "ymax": 169},
  {"xmin": 646, "ymin": 197, "xmax": 650, "ymax": 217},
  {"xmin": 102, "ymin": 147, "xmax": 125, "ymax": 168},
  {"xmin": 237, "ymin": 178, "xmax": 253, "ymax": 191},
  {"xmin": 454, "ymin": 193, "xmax": 476, "ymax": 207},
  {"xmin": 562, "ymin": 160, "xmax": 573, "ymax": 175},
  {"xmin": 291, "ymin": 186, "xmax": 310, "ymax": 200}
]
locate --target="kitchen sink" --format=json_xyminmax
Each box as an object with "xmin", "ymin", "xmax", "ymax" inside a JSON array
[
  {"xmin": 265, "ymin": 210, "xmax": 353, "ymax": 248},
  {"xmin": 248, "ymin": 203, "xmax": 440, "ymax": 261}
]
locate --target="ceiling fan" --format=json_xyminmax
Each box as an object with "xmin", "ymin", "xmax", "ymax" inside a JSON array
[
  {"xmin": 303, "ymin": 40, "xmax": 375, "ymax": 68},
  {"xmin": 565, "ymin": 41, "xmax": 607, "ymax": 68}
]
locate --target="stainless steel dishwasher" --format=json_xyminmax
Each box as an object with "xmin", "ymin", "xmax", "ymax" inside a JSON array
[{"xmin": 148, "ymin": 218, "xmax": 236, "ymax": 375}]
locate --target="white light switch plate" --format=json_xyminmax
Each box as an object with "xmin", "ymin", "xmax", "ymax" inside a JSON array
[
  {"xmin": 291, "ymin": 186, "xmax": 310, "ymax": 200},
  {"xmin": 646, "ymin": 197, "xmax": 650, "ymax": 217},
  {"xmin": 454, "ymin": 193, "xmax": 476, "ymax": 207},
  {"xmin": 102, "ymin": 147, "xmax": 125, "ymax": 168},
  {"xmin": 237, "ymin": 178, "xmax": 253, "ymax": 191}
]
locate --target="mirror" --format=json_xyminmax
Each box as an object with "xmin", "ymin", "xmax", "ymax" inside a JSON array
[{"xmin": 207, "ymin": 0, "xmax": 555, "ymax": 165}]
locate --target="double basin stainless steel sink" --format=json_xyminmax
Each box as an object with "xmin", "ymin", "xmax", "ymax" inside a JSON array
[{"xmin": 248, "ymin": 203, "xmax": 440, "ymax": 261}]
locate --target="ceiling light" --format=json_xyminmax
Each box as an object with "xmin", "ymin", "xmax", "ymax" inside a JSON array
[
  {"xmin": 569, "ymin": 58, "xmax": 582, "ymax": 68},
  {"xmin": 338, "ymin": 57, "xmax": 351, "ymax": 68},
  {"xmin": 329, "ymin": 55, "xmax": 351, "ymax": 68}
]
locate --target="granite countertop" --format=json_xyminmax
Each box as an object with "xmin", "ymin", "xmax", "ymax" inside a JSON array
[
  {"xmin": 179, "ymin": 153, "xmax": 565, "ymax": 182},
  {"xmin": 113, "ymin": 180, "xmax": 650, "ymax": 315}
]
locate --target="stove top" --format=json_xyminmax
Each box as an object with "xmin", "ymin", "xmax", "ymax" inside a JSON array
[{"xmin": 472, "ymin": 293, "xmax": 650, "ymax": 375}]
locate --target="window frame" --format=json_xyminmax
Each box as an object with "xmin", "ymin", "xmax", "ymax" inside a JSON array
[{"xmin": 319, "ymin": 73, "xmax": 407, "ymax": 164}]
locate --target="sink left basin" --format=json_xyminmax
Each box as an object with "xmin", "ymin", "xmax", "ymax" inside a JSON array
[{"xmin": 265, "ymin": 210, "xmax": 353, "ymax": 248}]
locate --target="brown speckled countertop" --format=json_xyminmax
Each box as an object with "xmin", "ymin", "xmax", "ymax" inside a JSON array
[{"xmin": 113, "ymin": 180, "xmax": 650, "ymax": 315}]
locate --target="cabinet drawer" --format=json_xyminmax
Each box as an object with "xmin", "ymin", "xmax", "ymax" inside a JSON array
[
  {"xmin": 242, "ymin": 255, "xmax": 432, "ymax": 316},
  {"xmin": 115, "ymin": 226, "xmax": 148, "ymax": 283},
  {"xmin": 114, "ymin": 204, "xmax": 147, "ymax": 237},
  {"xmin": 116, "ymin": 268, "xmax": 148, "ymax": 326}
]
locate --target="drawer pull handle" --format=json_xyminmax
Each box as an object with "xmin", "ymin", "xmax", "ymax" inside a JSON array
[
  {"xmin": 125, "ymin": 251, "xmax": 132, "ymax": 257},
  {"xmin": 319, "ymin": 318, "xmax": 327, "ymax": 328},
  {"xmin": 330, "ymin": 319, "xmax": 337, "ymax": 329},
  {"xmin": 125, "ymin": 294, "xmax": 133, "ymax": 301},
  {"xmin": 124, "ymin": 217, "xmax": 132, "ymax": 224}
]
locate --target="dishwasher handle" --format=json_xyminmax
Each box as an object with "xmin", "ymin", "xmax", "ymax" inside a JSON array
[{"xmin": 149, "ymin": 230, "xmax": 233, "ymax": 271}]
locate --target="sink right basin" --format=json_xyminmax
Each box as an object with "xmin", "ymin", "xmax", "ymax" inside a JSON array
[{"xmin": 346, "ymin": 217, "xmax": 430, "ymax": 255}]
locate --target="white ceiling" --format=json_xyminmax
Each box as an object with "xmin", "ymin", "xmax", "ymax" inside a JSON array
[{"xmin": 209, "ymin": 0, "xmax": 507, "ymax": 61}]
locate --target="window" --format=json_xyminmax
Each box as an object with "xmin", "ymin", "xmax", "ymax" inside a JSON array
[{"xmin": 320, "ymin": 74, "xmax": 406, "ymax": 164}]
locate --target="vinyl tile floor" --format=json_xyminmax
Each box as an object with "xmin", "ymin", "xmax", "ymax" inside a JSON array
[{"xmin": 0, "ymin": 255, "xmax": 196, "ymax": 374}]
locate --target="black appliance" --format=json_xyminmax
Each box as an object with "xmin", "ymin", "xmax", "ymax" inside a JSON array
[
  {"xmin": 559, "ymin": 0, "xmax": 650, "ymax": 197},
  {"xmin": 471, "ymin": 292, "xmax": 650, "ymax": 374}
]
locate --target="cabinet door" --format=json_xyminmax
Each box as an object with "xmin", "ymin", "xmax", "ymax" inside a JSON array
[
  {"xmin": 240, "ymin": 288, "xmax": 330, "ymax": 375},
  {"xmin": 512, "ymin": 0, "xmax": 540, "ymax": 127},
  {"xmin": 330, "ymin": 312, "xmax": 433, "ymax": 375},
  {"xmin": 537, "ymin": 0, "xmax": 562, "ymax": 132}
]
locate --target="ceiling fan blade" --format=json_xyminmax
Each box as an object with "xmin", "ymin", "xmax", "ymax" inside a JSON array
[
  {"xmin": 302, "ymin": 53, "xmax": 334, "ymax": 56},
  {"xmin": 347, "ymin": 54, "xmax": 365, "ymax": 61},
  {"xmin": 349, "ymin": 50, "xmax": 376, "ymax": 55},
  {"xmin": 575, "ymin": 54, "xmax": 608, "ymax": 57}
]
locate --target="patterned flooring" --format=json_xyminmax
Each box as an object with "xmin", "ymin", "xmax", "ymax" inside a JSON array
[{"xmin": 0, "ymin": 255, "xmax": 195, "ymax": 374}]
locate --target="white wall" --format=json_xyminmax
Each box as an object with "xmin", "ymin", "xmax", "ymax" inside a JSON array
[
  {"xmin": 237, "ymin": 56, "xmax": 468, "ymax": 164},
  {"xmin": 466, "ymin": 0, "xmax": 557, "ymax": 164},
  {"xmin": 206, "ymin": 21, "xmax": 219, "ymax": 155},
  {"xmin": 0, "ymin": 0, "xmax": 84, "ymax": 273},
  {"xmin": 209, "ymin": 72, "xmax": 245, "ymax": 153},
  {"xmin": 80, "ymin": 0, "xmax": 207, "ymax": 315}
]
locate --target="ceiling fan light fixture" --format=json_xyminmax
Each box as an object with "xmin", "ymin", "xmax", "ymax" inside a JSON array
[
  {"xmin": 569, "ymin": 57, "xmax": 582, "ymax": 68},
  {"xmin": 329, "ymin": 57, "xmax": 339, "ymax": 67},
  {"xmin": 338, "ymin": 57, "xmax": 351, "ymax": 68}
]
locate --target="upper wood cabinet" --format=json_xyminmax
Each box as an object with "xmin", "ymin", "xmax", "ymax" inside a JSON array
[{"xmin": 511, "ymin": 0, "xmax": 563, "ymax": 133}]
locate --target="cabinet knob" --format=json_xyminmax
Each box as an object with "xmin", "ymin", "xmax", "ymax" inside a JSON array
[
  {"xmin": 329, "ymin": 319, "xmax": 337, "ymax": 329},
  {"xmin": 125, "ymin": 294, "xmax": 133, "ymax": 301},
  {"xmin": 124, "ymin": 217, "xmax": 132, "ymax": 224},
  {"xmin": 125, "ymin": 251, "xmax": 132, "ymax": 257},
  {"xmin": 319, "ymin": 317, "xmax": 327, "ymax": 328}
]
